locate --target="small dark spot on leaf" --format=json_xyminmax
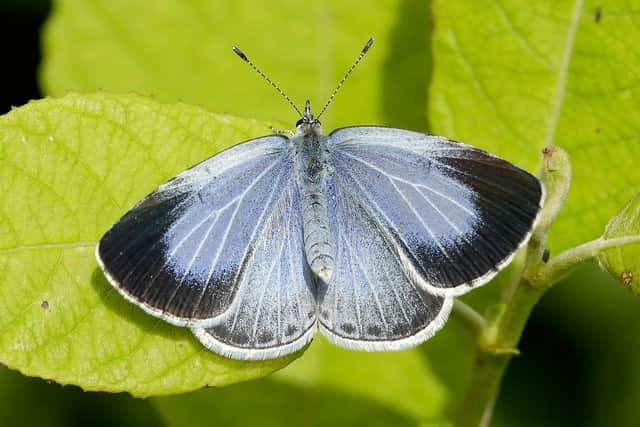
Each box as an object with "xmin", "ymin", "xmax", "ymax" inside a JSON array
[
  {"xmin": 620, "ymin": 271, "xmax": 633, "ymax": 286},
  {"xmin": 594, "ymin": 6, "xmax": 602, "ymax": 23},
  {"xmin": 595, "ymin": 128, "xmax": 600, "ymax": 134},
  {"xmin": 41, "ymin": 300, "xmax": 49, "ymax": 310}
]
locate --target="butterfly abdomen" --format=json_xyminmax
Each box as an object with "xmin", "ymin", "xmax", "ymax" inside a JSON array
[{"xmin": 294, "ymin": 133, "xmax": 335, "ymax": 282}]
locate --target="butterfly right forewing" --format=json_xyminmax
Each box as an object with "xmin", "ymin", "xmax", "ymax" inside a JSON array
[{"xmin": 327, "ymin": 126, "xmax": 543, "ymax": 297}]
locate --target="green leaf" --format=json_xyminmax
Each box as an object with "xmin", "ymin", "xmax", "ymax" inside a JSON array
[
  {"xmin": 598, "ymin": 193, "xmax": 640, "ymax": 294},
  {"xmin": 0, "ymin": 92, "xmax": 296, "ymax": 396}
]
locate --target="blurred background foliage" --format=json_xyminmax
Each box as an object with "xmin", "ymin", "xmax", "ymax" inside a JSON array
[{"xmin": 1, "ymin": 0, "xmax": 640, "ymax": 425}]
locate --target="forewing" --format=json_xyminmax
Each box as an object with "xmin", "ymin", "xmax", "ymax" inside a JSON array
[
  {"xmin": 328, "ymin": 126, "xmax": 543, "ymax": 295},
  {"xmin": 193, "ymin": 182, "xmax": 317, "ymax": 360},
  {"xmin": 96, "ymin": 135, "xmax": 310, "ymax": 327},
  {"xmin": 318, "ymin": 171, "xmax": 453, "ymax": 351}
]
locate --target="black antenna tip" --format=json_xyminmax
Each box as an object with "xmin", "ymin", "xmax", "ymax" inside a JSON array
[
  {"xmin": 362, "ymin": 37, "xmax": 374, "ymax": 54},
  {"xmin": 232, "ymin": 46, "xmax": 249, "ymax": 62}
]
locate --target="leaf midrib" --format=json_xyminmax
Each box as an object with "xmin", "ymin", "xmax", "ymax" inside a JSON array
[
  {"xmin": 0, "ymin": 241, "xmax": 96, "ymax": 254},
  {"xmin": 544, "ymin": 0, "xmax": 584, "ymax": 148}
]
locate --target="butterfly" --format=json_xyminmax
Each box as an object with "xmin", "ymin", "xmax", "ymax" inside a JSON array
[{"xmin": 96, "ymin": 38, "xmax": 544, "ymax": 360}]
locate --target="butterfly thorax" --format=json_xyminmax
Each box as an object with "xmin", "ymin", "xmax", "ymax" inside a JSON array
[{"xmin": 292, "ymin": 104, "xmax": 335, "ymax": 283}]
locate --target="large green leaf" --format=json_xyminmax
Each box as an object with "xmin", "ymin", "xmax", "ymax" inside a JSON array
[{"xmin": 0, "ymin": 92, "xmax": 297, "ymax": 396}]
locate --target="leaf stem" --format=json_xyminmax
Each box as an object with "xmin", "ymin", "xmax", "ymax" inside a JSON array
[
  {"xmin": 540, "ymin": 235, "xmax": 640, "ymax": 285},
  {"xmin": 455, "ymin": 280, "xmax": 545, "ymax": 427},
  {"xmin": 452, "ymin": 299, "xmax": 487, "ymax": 338}
]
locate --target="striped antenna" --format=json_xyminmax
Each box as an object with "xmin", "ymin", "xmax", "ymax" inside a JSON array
[
  {"xmin": 232, "ymin": 46, "xmax": 303, "ymax": 117},
  {"xmin": 316, "ymin": 37, "xmax": 374, "ymax": 119}
]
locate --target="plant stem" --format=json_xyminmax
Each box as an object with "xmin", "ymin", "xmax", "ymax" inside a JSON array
[
  {"xmin": 452, "ymin": 234, "xmax": 640, "ymax": 427},
  {"xmin": 454, "ymin": 280, "xmax": 545, "ymax": 427},
  {"xmin": 454, "ymin": 146, "xmax": 570, "ymax": 426},
  {"xmin": 541, "ymin": 235, "xmax": 640, "ymax": 285}
]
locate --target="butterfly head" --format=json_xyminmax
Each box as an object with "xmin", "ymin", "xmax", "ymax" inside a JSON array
[{"xmin": 295, "ymin": 100, "xmax": 322, "ymax": 136}]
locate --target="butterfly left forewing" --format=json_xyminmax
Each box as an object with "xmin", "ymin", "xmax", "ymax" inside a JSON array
[{"xmin": 96, "ymin": 135, "xmax": 306, "ymax": 328}]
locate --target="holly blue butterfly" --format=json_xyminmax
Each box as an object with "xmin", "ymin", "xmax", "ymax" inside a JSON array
[{"xmin": 96, "ymin": 38, "xmax": 543, "ymax": 360}]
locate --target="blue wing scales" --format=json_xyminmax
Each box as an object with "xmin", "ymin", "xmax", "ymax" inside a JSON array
[
  {"xmin": 193, "ymin": 182, "xmax": 317, "ymax": 360},
  {"xmin": 317, "ymin": 169, "xmax": 453, "ymax": 350},
  {"xmin": 96, "ymin": 136, "xmax": 315, "ymax": 332},
  {"xmin": 327, "ymin": 126, "xmax": 544, "ymax": 296}
]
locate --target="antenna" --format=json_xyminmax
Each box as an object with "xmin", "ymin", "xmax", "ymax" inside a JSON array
[
  {"xmin": 232, "ymin": 46, "xmax": 303, "ymax": 117},
  {"xmin": 316, "ymin": 37, "xmax": 374, "ymax": 119}
]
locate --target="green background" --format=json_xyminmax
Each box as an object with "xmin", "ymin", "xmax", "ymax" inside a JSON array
[{"xmin": 1, "ymin": 0, "xmax": 640, "ymax": 425}]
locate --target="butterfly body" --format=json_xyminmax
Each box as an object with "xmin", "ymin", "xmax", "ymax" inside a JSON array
[{"xmin": 293, "ymin": 102, "xmax": 335, "ymax": 282}]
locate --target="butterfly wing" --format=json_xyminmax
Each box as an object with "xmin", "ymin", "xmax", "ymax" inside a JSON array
[
  {"xmin": 192, "ymin": 182, "xmax": 317, "ymax": 360},
  {"xmin": 327, "ymin": 126, "xmax": 544, "ymax": 296},
  {"xmin": 97, "ymin": 135, "xmax": 316, "ymax": 347},
  {"xmin": 318, "ymin": 167, "xmax": 453, "ymax": 350}
]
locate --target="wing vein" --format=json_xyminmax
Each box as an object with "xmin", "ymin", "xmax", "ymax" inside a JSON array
[
  {"xmin": 110, "ymin": 150, "xmax": 277, "ymax": 276},
  {"xmin": 386, "ymin": 177, "xmax": 452, "ymax": 262},
  {"xmin": 340, "ymin": 203, "xmax": 389, "ymax": 331},
  {"xmin": 338, "ymin": 224, "xmax": 363, "ymax": 336},
  {"xmin": 162, "ymin": 209, "xmax": 222, "ymax": 310},
  {"xmin": 339, "ymin": 150, "xmax": 478, "ymax": 219},
  {"xmin": 122, "ymin": 158, "xmax": 279, "ymax": 298},
  {"xmin": 379, "ymin": 253, "xmax": 412, "ymax": 329},
  {"xmin": 192, "ymin": 160, "xmax": 287, "ymax": 316},
  {"xmin": 287, "ymin": 232, "xmax": 304, "ymax": 330},
  {"xmin": 250, "ymin": 204, "xmax": 292, "ymax": 342}
]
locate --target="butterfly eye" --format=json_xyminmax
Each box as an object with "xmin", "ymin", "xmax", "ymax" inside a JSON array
[{"xmin": 296, "ymin": 118, "xmax": 304, "ymax": 127}]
